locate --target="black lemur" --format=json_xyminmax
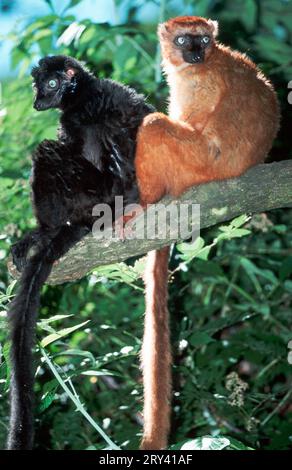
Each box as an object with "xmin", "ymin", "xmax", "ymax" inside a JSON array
[{"xmin": 8, "ymin": 55, "xmax": 154, "ymax": 450}]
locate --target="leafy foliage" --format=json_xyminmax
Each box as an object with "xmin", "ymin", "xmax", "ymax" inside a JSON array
[{"xmin": 0, "ymin": 0, "xmax": 291, "ymax": 450}]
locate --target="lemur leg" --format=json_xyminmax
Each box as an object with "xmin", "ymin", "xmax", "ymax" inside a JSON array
[{"xmin": 135, "ymin": 113, "xmax": 214, "ymax": 203}]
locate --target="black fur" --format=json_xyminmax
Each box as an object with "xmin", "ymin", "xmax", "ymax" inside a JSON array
[{"xmin": 8, "ymin": 55, "xmax": 154, "ymax": 450}]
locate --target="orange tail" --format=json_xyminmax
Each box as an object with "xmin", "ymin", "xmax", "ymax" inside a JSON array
[{"xmin": 140, "ymin": 246, "xmax": 172, "ymax": 450}]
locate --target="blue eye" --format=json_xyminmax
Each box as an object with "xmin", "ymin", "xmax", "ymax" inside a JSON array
[
  {"xmin": 202, "ymin": 36, "xmax": 210, "ymax": 44},
  {"xmin": 48, "ymin": 79, "xmax": 58, "ymax": 88},
  {"xmin": 175, "ymin": 36, "xmax": 186, "ymax": 46}
]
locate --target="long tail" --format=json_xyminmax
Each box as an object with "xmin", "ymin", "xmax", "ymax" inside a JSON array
[
  {"xmin": 140, "ymin": 246, "xmax": 172, "ymax": 450},
  {"xmin": 7, "ymin": 225, "xmax": 87, "ymax": 450}
]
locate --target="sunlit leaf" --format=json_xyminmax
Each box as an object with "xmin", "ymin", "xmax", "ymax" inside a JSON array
[
  {"xmin": 172, "ymin": 436, "xmax": 230, "ymax": 450},
  {"xmin": 41, "ymin": 321, "xmax": 90, "ymax": 347}
]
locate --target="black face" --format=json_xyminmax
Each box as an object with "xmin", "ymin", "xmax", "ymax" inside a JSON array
[
  {"xmin": 32, "ymin": 74, "xmax": 68, "ymax": 111},
  {"xmin": 31, "ymin": 56, "xmax": 81, "ymax": 111},
  {"xmin": 174, "ymin": 34, "xmax": 211, "ymax": 64}
]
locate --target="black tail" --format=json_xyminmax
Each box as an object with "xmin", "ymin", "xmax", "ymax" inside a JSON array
[{"xmin": 7, "ymin": 224, "xmax": 88, "ymax": 450}]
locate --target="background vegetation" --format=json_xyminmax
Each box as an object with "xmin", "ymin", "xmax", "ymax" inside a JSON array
[{"xmin": 0, "ymin": 0, "xmax": 291, "ymax": 450}]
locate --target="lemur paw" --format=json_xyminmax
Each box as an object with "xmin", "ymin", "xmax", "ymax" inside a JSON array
[{"xmin": 11, "ymin": 240, "xmax": 40, "ymax": 272}]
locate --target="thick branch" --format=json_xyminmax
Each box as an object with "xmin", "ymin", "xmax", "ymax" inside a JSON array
[{"xmin": 8, "ymin": 161, "xmax": 292, "ymax": 285}]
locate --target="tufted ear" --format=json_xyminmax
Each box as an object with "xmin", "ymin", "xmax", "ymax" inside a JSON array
[{"xmin": 208, "ymin": 19, "xmax": 219, "ymax": 37}]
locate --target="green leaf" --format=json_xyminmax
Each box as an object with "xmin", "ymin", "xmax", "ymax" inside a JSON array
[
  {"xmin": 92, "ymin": 263, "xmax": 141, "ymax": 284},
  {"xmin": 240, "ymin": 258, "xmax": 278, "ymax": 286},
  {"xmin": 227, "ymin": 437, "xmax": 254, "ymax": 450},
  {"xmin": 231, "ymin": 214, "xmax": 251, "ymax": 228},
  {"xmin": 41, "ymin": 320, "xmax": 90, "ymax": 347},
  {"xmin": 33, "ymin": 29, "xmax": 52, "ymax": 42},
  {"xmin": 38, "ymin": 314, "xmax": 73, "ymax": 325},
  {"xmin": 216, "ymin": 215, "xmax": 251, "ymax": 242},
  {"xmin": 177, "ymin": 237, "xmax": 211, "ymax": 262},
  {"xmin": 44, "ymin": 0, "xmax": 55, "ymax": 12},
  {"xmin": 67, "ymin": 0, "xmax": 83, "ymax": 8},
  {"xmin": 217, "ymin": 228, "xmax": 251, "ymax": 242},
  {"xmin": 6, "ymin": 280, "xmax": 17, "ymax": 297},
  {"xmin": 54, "ymin": 349, "xmax": 96, "ymax": 365},
  {"xmin": 189, "ymin": 332, "xmax": 214, "ymax": 347},
  {"xmin": 21, "ymin": 17, "xmax": 58, "ymax": 37},
  {"xmin": 81, "ymin": 370, "xmax": 115, "ymax": 377},
  {"xmin": 39, "ymin": 379, "xmax": 58, "ymax": 413}
]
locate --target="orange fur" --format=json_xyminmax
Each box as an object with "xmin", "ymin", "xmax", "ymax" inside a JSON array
[
  {"xmin": 137, "ymin": 18, "xmax": 280, "ymax": 202},
  {"xmin": 140, "ymin": 247, "xmax": 171, "ymax": 450},
  {"xmin": 137, "ymin": 16, "xmax": 280, "ymax": 450}
]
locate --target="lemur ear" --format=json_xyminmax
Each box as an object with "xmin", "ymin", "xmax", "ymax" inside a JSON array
[
  {"xmin": 158, "ymin": 23, "xmax": 169, "ymax": 37},
  {"xmin": 208, "ymin": 19, "xmax": 219, "ymax": 37},
  {"xmin": 66, "ymin": 68, "xmax": 77, "ymax": 78}
]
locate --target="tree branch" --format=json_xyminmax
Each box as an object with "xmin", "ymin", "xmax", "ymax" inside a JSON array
[{"xmin": 8, "ymin": 161, "xmax": 292, "ymax": 285}]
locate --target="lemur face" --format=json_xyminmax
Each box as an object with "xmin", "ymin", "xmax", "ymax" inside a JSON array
[
  {"xmin": 158, "ymin": 16, "xmax": 218, "ymax": 68},
  {"xmin": 173, "ymin": 33, "xmax": 212, "ymax": 64},
  {"xmin": 31, "ymin": 56, "xmax": 83, "ymax": 111}
]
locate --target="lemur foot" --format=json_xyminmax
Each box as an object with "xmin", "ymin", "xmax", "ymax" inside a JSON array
[
  {"xmin": 11, "ymin": 234, "xmax": 41, "ymax": 272},
  {"xmin": 11, "ymin": 240, "xmax": 31, "ymax": 272}
]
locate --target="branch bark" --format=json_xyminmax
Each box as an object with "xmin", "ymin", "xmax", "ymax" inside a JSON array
[{"xmin": 8, "ymin": 161, "xmax": 292, "ymax": 285}]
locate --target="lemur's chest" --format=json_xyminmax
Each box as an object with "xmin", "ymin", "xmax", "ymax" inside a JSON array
[{"xmin": 168, "ymin": 69, "xmax": 223, "ymax": 125}]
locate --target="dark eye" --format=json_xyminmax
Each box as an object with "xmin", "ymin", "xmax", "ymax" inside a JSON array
[
  {"xmin": 202, "ymin": 36, "xmax": 210, "ymax": 45},
  {"xmin": 175, "ymin": 36, "xmax": 186, "ymax": 46},
  {"xmin": 48, "ymin": 79, "xmax": 58, "ymax": 89}
]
